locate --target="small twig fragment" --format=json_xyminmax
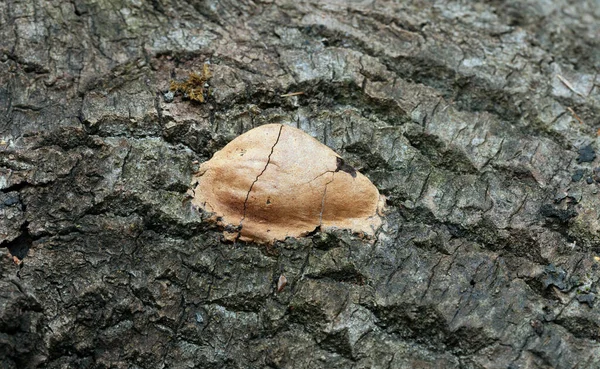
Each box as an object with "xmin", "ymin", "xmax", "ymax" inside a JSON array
[
  {"xmin": 277, "ymin": 274, "xmax": 288, "ymax": 293},
  {"xmin": 556, "ymin": 75, "xmax": 585, "ymax": 97},
  {"xmin": 566, "ymin": 107, "xmax": 584, "ymax": 125},
  {"xmin": 280, "ymin": 91, "xmax": 305, "ymax": 97}
]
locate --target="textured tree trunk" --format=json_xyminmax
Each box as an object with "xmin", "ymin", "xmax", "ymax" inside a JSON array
[{"xmin": 1, "ymin": 0, "xmax": 600, "ymax": 368}]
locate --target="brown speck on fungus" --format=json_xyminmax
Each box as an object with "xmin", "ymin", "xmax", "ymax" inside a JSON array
[{"xmin": 190, "ymin": 124, "xmax": 385, "ymax": 244}]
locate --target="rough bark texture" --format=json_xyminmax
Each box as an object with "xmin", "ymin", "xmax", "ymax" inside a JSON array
[{"xmin": 1, "ymin": 1, "xmax": 600, "ymax": 368}]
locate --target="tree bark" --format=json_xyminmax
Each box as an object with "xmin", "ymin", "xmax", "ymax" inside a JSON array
[{"xmin": 1, "ymin": 0, "xmax": 600, "ymax": 368}]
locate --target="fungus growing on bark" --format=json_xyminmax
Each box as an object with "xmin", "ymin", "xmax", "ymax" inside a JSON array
[{"xmin": 190, "ymin": 124, "xmax": 385, "ymax": 244}]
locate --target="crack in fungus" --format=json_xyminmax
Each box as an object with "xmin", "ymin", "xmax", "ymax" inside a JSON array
[
  {"xmin": 319, "ymin": 172, "xmax": 336, "ymax": 227},
  {"xmin": 238, "ymin": 124, "xmax": 284, "ymax": 236}
]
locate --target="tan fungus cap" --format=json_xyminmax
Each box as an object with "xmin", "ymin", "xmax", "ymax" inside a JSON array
[{"xmin": 190, "ymin": 124, "xmax": 385, "ymax": 244}]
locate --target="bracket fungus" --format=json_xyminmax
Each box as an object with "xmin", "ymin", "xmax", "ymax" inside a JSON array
[{"xmin": 190, "ymin": 124, "xmax": 385, "ymax": 244}]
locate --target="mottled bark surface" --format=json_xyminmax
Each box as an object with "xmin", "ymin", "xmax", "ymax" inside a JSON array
[{"xmin": 1, "ymin": 1, "xmax": 600, "ymax": 368}]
